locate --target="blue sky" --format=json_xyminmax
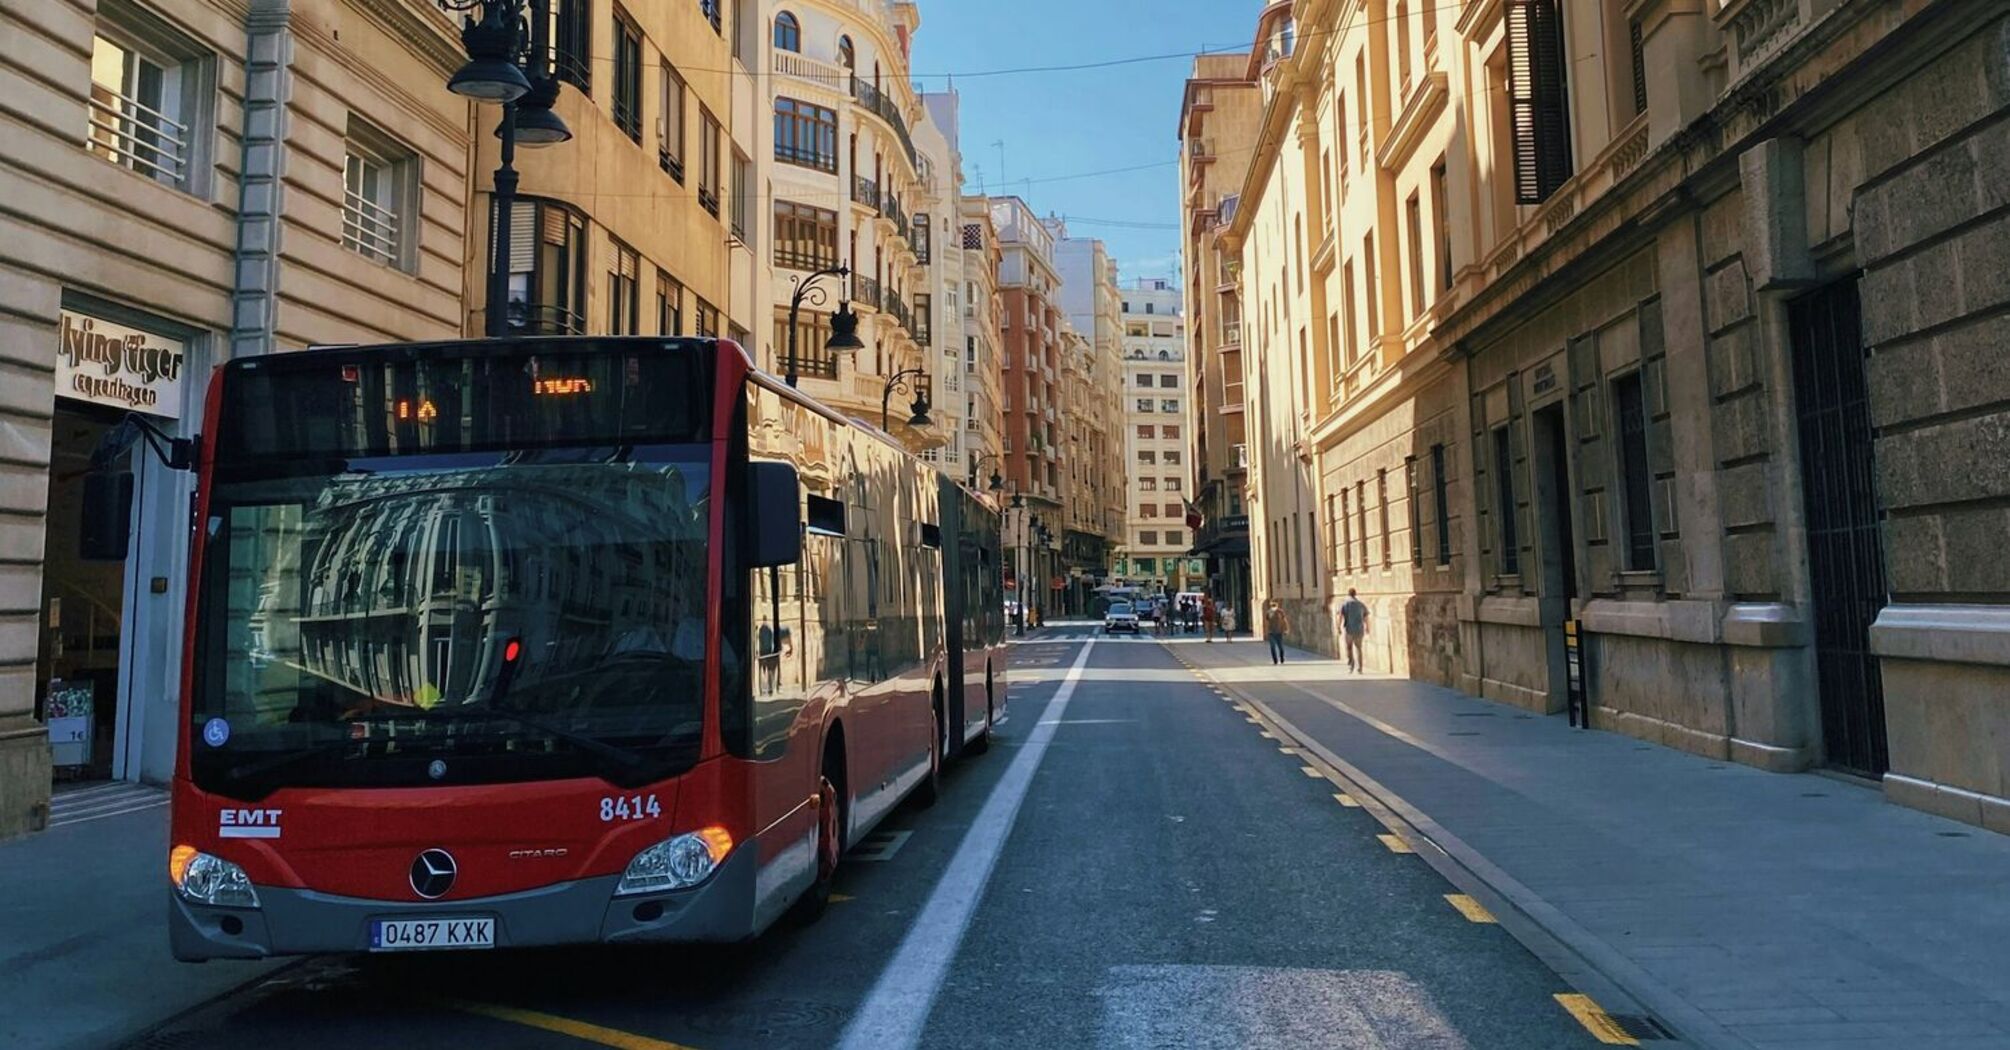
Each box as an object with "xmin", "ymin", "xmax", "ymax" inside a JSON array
[{"xmin": 910, "ymin": 1, "xmax": 1258, "ymax": 282}]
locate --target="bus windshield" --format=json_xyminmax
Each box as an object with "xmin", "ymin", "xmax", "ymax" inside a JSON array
[{"xmin": 188, "ymin": 340, "xmax": 721, "ymax": 798}]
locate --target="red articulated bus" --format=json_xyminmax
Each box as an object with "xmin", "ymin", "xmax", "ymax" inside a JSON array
[{"xmin": 166, "ymin": 337, "xmax": 1007, "ymax": 960}]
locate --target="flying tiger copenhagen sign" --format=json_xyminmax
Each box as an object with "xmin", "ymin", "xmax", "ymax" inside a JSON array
[{"xmin": 57, "ymin": 310, "xmax": 187, "ymax": 419}]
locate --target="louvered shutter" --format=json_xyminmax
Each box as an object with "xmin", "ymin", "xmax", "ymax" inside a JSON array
[
  {"xmin": 1505, "ymin": 0, "xmax": 1573, "ymax": 204},
  {"xmin": 507, "ymin": 202, "xmax": 536, "ymax": 273}
]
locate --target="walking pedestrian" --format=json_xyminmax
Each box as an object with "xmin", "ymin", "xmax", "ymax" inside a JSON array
[
  {"xmin": 1264, "ymin": 599, "xmax": 1291, "ymax": 665},
  {"xmin": 1202, "ymin": 596, "xmax": 1219, "ymax": 642},
  {"xmin": 1339, "ymin": 588, "xmax": 1371, "ymax": 673},
  {"xmin": 1221, "ymin": 604, "xmax": 1237, "ymax": 640}
]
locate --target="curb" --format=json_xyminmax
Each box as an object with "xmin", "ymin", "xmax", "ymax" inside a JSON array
[{"xmin": 1171, "ymin": 645, "xmax": 1748, "ymax": 1050}]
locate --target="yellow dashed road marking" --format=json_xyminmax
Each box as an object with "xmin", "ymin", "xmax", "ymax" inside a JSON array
[
  {"xmin": 1377, "ymin": 833, "xmax": 1414, "ymax": 854},
  {"xmin": 1444, "ymin": 894, "xmax": 1497, "ymax": 923},
  {"xmin": 1332, "ymin": 792, "xmax": 1360, "ymax": 807},
  {"xmin": 1300, "ymin": 766, "xmax": 1326, "ymax": 779},
  {"xmin": 1553, "ymin": 994, "xmax": 1641, "ymax": 1045},
  {"xmin": 443, "ymin": 1000, "xmax": 701, "ymax": 1049}
]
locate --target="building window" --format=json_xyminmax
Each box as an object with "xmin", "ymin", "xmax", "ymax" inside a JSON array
[
  {"xmin": 1406, "ymin": 192, "xmax": 1426, "ymax": 319},
  {"xmin": 1505, "ymin": 0, "xmax": 1574, "ymax": 203},
  {"xmin": 1493, "ymin": 426, "xmax": 1520, "ymax": 574},
  {"xmin": 1340, "ymin": 488, "xmax": 1352, "ymax": 570},
  {"xmin": 699, "ymin": 0, "xmax": 722, "ymax": 35},
  {"xmin": 1162, "ymin": 424, "xmax": 1180, "ymax": 439},
  {"xmin": 1406, "ymin": 457, "xmax": 1422, "ymax": 567},
  {"xmin": 1136, "ymin": 424, "xmax": 1154, "ymax": 439},
  {"xmin": 1165, "ymin": 530, "xmax": 1183, "ymax": 547},
  {"xmin": 1160, "ymin": 399, "xmax": 1180, "ymax": 414},
  {"xmin": 86, "ymin": 22, "xmax": 205, "ymax": 192},
  {"xmin": 838, "ymin": 35, "xmax": 855, "ymax": 68},
  {"xmin": 1139, "ymin": 505, "xmax": 1156, "ymax": 519},
  {"xmin": 1362, "ymin": 233, "xmax": 1380, "ymax": 341},
  {"xmin": 1629, "ymin": 19, "xmax": 1648, "ymax": 117},
  {"xmin": 659, "ymin": 62, "xmax": 686, "ymax": 181},
  {"xmin": 1136, "ymin": 374, "xmax": 1153, "ymax": 387},
  {"xmin": 1139, "ymin": 451, "xmax": 1156, "ymax": 465},
  {"xmin": 1431, "ymin": 158, "xmax": 1453, "ymax": 292},
  {"xmin": 698, "ymin": 108, "xmax": 722, "ymax": 216},
  {"xmin": 914, "ymin": 214, "xmax": 932, "ymax": 264},
  {"xmin": 505, "ymin": 198, "xmax": 587, "ymax": 335},
  {"xmin": 657, "ymin": 270, "xmax": 683, "ymax": 335},
  {"xmin": 1137, "ymin": 399, "xmax": 1155, "ymax": 413},
  {"xmin": 1140, "ymin": 479, "xmax": 1158, "ymax": 492},
  {"xmin": 1378, "ymin": 469, "xmax": 1392, "ymax": 567},
  {"xmin": 1432, "ymin": 443, "xmax": 1451, "ymax": 565},
  {"xmin": 550, "ymin": 0, "xmax": 590, "ymax": 91},
  {"xmin": 731, "ymin": 152, "xmax": 751, "ymax": 240},
  {"xmin": 1161, "ymin": 374, "xmax": 1180, "ymax": 388},
  {"xmin": 773, "ymin": 201, "xmax": 838, "ymax": 271},
  {"xmin": 341, "ymin": 120, "xmax": 416, "ymax": 271},
  {"xmin": 773, "ymin": 306, "xmax": 840, "ymax": 378},
  {"xmin": 695, "ymin": 297, "xmax": 720, "ymax": 338},
  {"xmin": 1613, "ymin": 371, "xmax": 1656, "ymax": 570},
  {"xmin": 774, "ymin": 97, "xmax": 839, "ymax": 173},
  {"xmin": 608, "ymin": 238, "xmax": 639, "ymax": 334},
  {"xmin": 612, "ymin": 9, "xmax": 642, "ymax": 141},
  {"xmin": 1356, "ymin": 480, "xmax": 1369, "ymax": 568},
  {"xmin": 1165, "ymin": 450, "xmax": 1182, "ymax": 465},
  {"xmin": 773, "ymin": 10, "xmax": 801, "ymax": 51},
  {"xmin": 1165, "ymin": 477, "xmax": 1182, "ymax": 491},
  {"xmin": 1342, "ymin": 261, "xmax": 1359, "ymax": 366}
]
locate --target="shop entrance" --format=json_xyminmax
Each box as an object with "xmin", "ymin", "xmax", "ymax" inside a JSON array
[{"xmin": 37, "ymin": 402, "xmax": 132, "ymax": 783}]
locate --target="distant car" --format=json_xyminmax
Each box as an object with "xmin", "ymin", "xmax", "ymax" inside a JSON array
[
  {"xmin": 1104, "ymin": 601, "xmax": 1140, "ymax": 634},
  {"xmin": 1136, "ymin": 600, "xmax": 1160, "ymax": 623}
]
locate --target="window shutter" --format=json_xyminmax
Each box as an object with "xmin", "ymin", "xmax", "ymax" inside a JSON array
[
  {"xmin": 509, "ymin": 201, "xmax": 537, "ymax": 273},
  {"xmin": 1505, "ymin": 0, "xmax": 1573, "ymax": 204},
  {"xmin": 1629, "ymin": 20, "xmax": 1648, "ymax": 115}
]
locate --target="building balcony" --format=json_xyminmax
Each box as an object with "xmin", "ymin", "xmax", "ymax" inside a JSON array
[
  {"xmin": 851, "ymin": 175, "xmax": 881, "ymax": 211},
  {"xmin": 853, "ymin": 272, "xmax": 882, "ymax": 310},
  {"xmin": 772, "ymin": 50, "xmax": 849, "ymax": 93},
  {"xmin": 849, "ymin": 73, "xmax": 919, "ymax": 172}
]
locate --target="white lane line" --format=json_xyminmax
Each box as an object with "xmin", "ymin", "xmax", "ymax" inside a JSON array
[
  {"xmin": 838, "ymin": 638, "xmax": 1099, "ymax": 1050},
  {"xmin": 49, "ymin": 800, "xmax": 168, "ymax": 827}
]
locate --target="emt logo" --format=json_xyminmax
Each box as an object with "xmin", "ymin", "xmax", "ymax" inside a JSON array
[{"xmin": 219, "ymin": 808, "xmax": 284, "ymax": 839}]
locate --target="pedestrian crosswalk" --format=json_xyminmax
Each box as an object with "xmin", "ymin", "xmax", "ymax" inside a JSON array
[{"xmin": 47, "ymin": 781, "xmax": 168, "ymax": 828}]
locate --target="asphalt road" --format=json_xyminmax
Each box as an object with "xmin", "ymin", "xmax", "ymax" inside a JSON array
[{"xmin": 128, "ymin": 626, "xmax": 1605, "ymax": 1050}]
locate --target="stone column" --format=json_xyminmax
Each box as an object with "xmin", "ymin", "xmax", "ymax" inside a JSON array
[{"xmin": 229, "ymin": 0, "xmax": 293, "ymax": 360}]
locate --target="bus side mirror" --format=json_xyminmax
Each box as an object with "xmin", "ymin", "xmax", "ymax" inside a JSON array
[
  {"xmin": 80, "ymin": 471, "xmax": 134, "ymax": 561},
  {"xmin": 748, "ymin": 461, "xmax": 802, "ymax": 568}
]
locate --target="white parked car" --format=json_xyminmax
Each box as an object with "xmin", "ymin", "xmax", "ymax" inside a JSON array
[{"xmin": 1104, "ymin": 601, "xmax": 1141, "ymax": 635}]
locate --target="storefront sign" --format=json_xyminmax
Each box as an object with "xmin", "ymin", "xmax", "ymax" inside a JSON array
[{"xmin": 57, "ymin": 310, "xmax": 187, "ymax": 418}]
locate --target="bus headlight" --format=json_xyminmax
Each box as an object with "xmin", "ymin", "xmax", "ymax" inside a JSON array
[
  {"xmin": 615, "ymin": 827, "xmax": 733, "ymax": 896},
  {"xmin": 170, "ymin": 845, "xmax": 261, "ymax": 909}
]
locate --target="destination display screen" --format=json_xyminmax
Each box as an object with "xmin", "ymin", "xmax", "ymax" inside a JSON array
[{"xmin": 214, "ymin": 338, "xmax": 717, "ymax": 470}]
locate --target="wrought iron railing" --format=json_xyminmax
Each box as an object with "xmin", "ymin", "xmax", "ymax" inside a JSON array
[
  {"xmin": 342, "ymin": 188, "xmax": 400, "ymax": 264},
  {"xmin": 776, "ymin": 143, "xmax": 838, "ymax": 173},
  {"xmin": 851, "ymin": 175, "xmax": 880, "ymax": 210},
  {"xmin": 849, "ymin": 74, "xmax": 918, "ymax": 170},
  {"xmin": 853, "ymin": 273, "xmax": 882, "ymax": 308},
  {"xmin": 884, "ymin": 288, "xmax": 911, "ymax": 334},
  {"xmin": 507, "ymin": 302, "xmax": 586, "ymax": 336},
  {"xmin": 697, "ymin": 0, "xmax": 721, "ymax": 33},
  {"xmin": 773, "ymin": 247, "xmax": 838, "ymax": 273},
  {"xmin": 86, "ymin": 87, "xmax": 188, "ymax": 184}
]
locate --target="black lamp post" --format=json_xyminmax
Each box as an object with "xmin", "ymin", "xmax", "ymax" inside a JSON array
[
  {"xmin": 881, "ymin": 366, "xmax": 931, "ymax": 431},
  {"xmin": 440, "ymin": 0, "xmax": 572, "ymax": 339},
  {"xmin": 968, "ymin": 452, "xmax": 1005, "ymax": 493},
  {"xmin": 785, "ymin": 266, "xmax": 864, "ymax": 386}
]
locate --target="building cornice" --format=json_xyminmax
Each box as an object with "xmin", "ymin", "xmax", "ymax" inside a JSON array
[{"xmin": 349, "ymin": 0, "xmax": 463, "ymax": 77}]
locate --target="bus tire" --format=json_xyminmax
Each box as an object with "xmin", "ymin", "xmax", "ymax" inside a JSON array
[
  {"xmin": 915, "ymin": 683, "xmax": 945, "ymax": 808},
  {"xmin": 793, "ymin": 737, "xmax": 846, "ymax": 925},
  {"xmin": 965, "ymin": 665, "xmax": 994, "ymax": 756}
]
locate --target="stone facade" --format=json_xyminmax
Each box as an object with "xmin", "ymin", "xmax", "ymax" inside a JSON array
[
  {"xmin": 0, "ymin": 0, "xmax": 471, "ymax": 838},
  {"xmin": 1205, "ymin": 0, "xmax": 2010, "ymax": 830}
]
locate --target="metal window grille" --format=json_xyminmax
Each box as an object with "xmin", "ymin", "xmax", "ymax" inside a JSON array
[
  {"xmin": 551, "ymin": 0, "xmax": 591, "ymax": 91},
  {"xmin": 612, "ymin": 15, "xmax": 642, "ymax": 140},
  {"xmin": 343, "ymin": 149, "xmax": 400, "ymax": 265},
  {"xmin": 1492, "ymin": 427, "xmax": 1519, "ymax": 574},
  {"xmin": 1432, "ymin": 443, "xmax": 1451, "ymax": 565},
  {"xmin": 1613, "ymin": 372, "xmax": 1656, "ymax": 569},
  {"xmin": 1630, "ymin": 21, "xmax": 1648, "ymax": 115},
  {"xmin": 86, "ymin": 37, "xmax": 188, "ymax": 185}
]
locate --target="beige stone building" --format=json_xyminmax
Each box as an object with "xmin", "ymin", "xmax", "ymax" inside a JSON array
[
  {"xmin": 1181, "ymin": 52, "xmax": 1262, "ymax": 631},
  {"xmin": 1200, "ymin": 0, "xmax": 2010, "ymax": 831},
  {"xmin": 1115, "ymin": 277, "xmax": 1198, "ymax": 595},
  {"xmin": 1054, "ymin": 229, "xmax": 1124, "ymax": 611},
  {"xmin": 1, "ymin": 0, "xmax": 474, "ymax": 837},
  {"xmin": 953, "ymin": 194, "xmax": 1007, "ymax": 503}
]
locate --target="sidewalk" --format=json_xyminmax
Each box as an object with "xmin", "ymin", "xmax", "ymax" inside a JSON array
[
  {"xmin": 0, "ymin": 783, "xmax": 285, "ymax": 1050},
  {"xmin": 1177, "ymin": 639, "xmax": 2010, "ymax": 1050}
]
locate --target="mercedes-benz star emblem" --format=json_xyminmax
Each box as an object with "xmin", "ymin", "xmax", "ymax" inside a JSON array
[{"xmin": 410, "ymin": 849, "xmax": 457, "ymax": 900}]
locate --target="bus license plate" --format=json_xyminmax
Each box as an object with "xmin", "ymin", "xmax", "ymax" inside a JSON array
[{"xmin": 370, "ymin": 917, "xmax": 495, "ymax": 951}]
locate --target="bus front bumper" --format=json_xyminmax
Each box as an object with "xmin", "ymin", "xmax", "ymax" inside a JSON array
[{"xmin": 169, "ymin": 847, "xmax": 758, "ymax": 961}]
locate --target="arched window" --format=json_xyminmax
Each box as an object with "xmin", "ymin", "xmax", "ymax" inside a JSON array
[
  {"xmin": 838, "ymin": 35, "xmax": 855, "ymax": 69},
  {"xmin": 774, "ymin": 11, "xmax": 800, "ymax": 52}
]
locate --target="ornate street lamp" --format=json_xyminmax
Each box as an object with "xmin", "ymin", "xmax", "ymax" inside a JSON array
[
  {"xmin": 440, "ymin": 0, "xmax": 572, "ymax": 338},
  {"xmin": 785, "ymin": 266, "xmax": 864, "ymax": 385},
  {"xmin": 968, "ymin": 452, "xmax": 1005, "ymax": 492},
  {"xmin": 881, "ymin": 365, "xmax": 932, "ymax": 431}
]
